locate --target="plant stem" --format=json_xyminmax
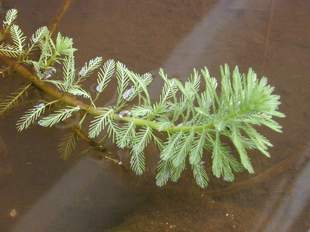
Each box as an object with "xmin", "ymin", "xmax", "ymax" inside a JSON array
[
  {"xmin": 49, "ymin": 0, "xmax": 75, "ymax": 35},
  {"xmin": 73, "ymin": 125, "xmax": 104, "ymax": 151},
  {"xmin": 73, "ymin": 125, "xmax": 122, "ymax": 165},
  {"xmin": 0, "ymin": 83, "xmax": 32, "ymax": 114},
  {"xmin": 0, "ymin": 56, "xmax": 215, "ymax": 134},
  {"xmin": 114, "ymin": 115, "xmax": 214, "ymax": 133}
]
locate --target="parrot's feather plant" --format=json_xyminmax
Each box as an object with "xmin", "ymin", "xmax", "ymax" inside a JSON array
[{"xmin": 0, "ymin": 9, "xmax": 285, "ymax": 188}]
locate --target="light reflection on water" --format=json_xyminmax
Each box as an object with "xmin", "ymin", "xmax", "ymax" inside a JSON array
[
  {"xmin": 11, "ymin": 158, "xmax": 140, "ymax": 232},
  {"xmin": 254, "ymin": 145, "xmax": 310, "ymax": 232}
]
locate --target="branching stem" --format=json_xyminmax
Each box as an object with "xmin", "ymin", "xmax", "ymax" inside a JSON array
[
  {"xmin": 0, "ymin": 6, "xmax": 285, "ymax": 189},
  {"xmin": 0, "ymin": 56, "xmax": 215, "ymax": 134}
]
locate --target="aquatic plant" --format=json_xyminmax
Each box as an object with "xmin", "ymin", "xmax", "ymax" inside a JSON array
[{"xmin": 0, "ymin": 9, "xmax": 284, "ymax": 188}]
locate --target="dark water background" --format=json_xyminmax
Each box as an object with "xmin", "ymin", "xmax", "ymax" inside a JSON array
[{"xmin": 0, "ymin": 0, "xmax": 309, "ymax": 231}]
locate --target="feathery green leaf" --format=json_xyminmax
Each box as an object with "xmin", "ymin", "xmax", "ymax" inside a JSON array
[
  {"xmin": 116, "ymin": 122, "xmax": 136, "ymax": 148},
  {"xmin": 189, "ymin": 130, "xmax": 207, "ymax": 165},
  {"xmin": 3, "ymin": 9, "xmax": 17, "ymax": 29},
  {"xmin": 88, "ymin": 107, "xmax": 114, "ymax": 138},
  {"xmin": 211, "ymin": 132, "xmax": 243, "ymax": 182},
  {"xmin": 58, "ymin": 131, "xmax": 78, "ymax": 160},
  {"xmin": 156, "ymin": 160, "xmax": 172, "ymax": 187},
  {"xmin": 78, "ymin": 56, "xmax": 103, "ymax": 79},
  {"xmin": 0, "ymin": 83, "xmax": 31, "ymax": 116},
  {"xmin": 0, "ymin": 43, "xmax": 20, "ymax": 57},
  {"xmin": 130, "ymin": 127, "xmax": 153, "ymax": 175},
  {"xmin": 192, "ymin": 162, "xmax": 209, "ymax": 188},
  {"xmin": 96, "ymin": 59, "xmax": 115, "ymax": 93},
  {"xmin": 38, "ymin": 106, "xmax": 80, "ymax": 127},
  {"xmin": 68, "ymin": 86, "xmax": 92, "ymax": 99},
  {"xmin": 10, "ymin": 24, "xmax": 26, "ymax": 53},
  {"xmin": 230, "ymin": 126, "xmax": 254, "ymax": 173},
  {"xmin": 17, "ymin": 102, "xmax": 48, "ymax": 131},
  {"xmin": 63, "ymin": 54, "xmax": 75, "ymax": 89}
]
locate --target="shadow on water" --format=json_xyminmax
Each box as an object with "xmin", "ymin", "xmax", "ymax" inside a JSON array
[{"xmin": 0, "ymin": 0, "xmax": 309, "ymax": 231}]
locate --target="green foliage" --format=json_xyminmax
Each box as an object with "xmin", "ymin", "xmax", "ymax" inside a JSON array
[
  {"xmin": 156, "ymin": 159, "xmax": 173, "ymax": 187},
  {"xmin": 0, "ymin": 9, "xmax": 285, "ymax": 189},
  {"xmin": 63, "ymin": 54, "xmax": 76, "ymax": 89},
  {"xmin": 31, "ymin": 26, "xmax": 49, "ymax": 44},
  {"xmin": 38, "ymin": 106, "xmax": 80, "ymax": 127},
  {"xmin": 55, "ymin": 32, "xmax": 76, "ymax": 56},
  {"xmin": 116, "ymin": 122, "xmax": 136, "ymax": 149},
  {"xmin": 0, "ymin": 43, "xmax": 20, "ymax": 57},
  {"xmin": 130, "ymin": 127, "xmax": 153, "ymax": 175},
  {"xmin": 192, "ymin": 162, "xmax": 209, "ymax": 188},
  {"xmin": 68, "ymin": 86, "xmax": 92, "ymax": 99},
  {"xmin": 88, "ymin": 107, "xmax": 114, "ymax": 138},
  {"xmin": 3, "ymin": 9, "xmax": 17, "ymax": 29},
  {"xmin": 0, "ymin": 83, "xmax": 31, "ymax": 115},
  {"xmin": 115, "ymin": 62, "xmax": 130, "ymax": 106},
  {"xmin": 17, "ymin": 102, "xmax": 48, "ymax": 131},
  {"xmin": 211, "ymin": 132, "xmax": 243, "ymax": 181},
  {"xmin": 96, "ymin": 59, "xmax": 115, "ymax": 93},
  {"xmin": 58, "ymin": 131, "xmax": 78, "ymax": 160},
  {"xmin": 10, "ymin": 24, "xmax": 26, "ymax": 53},
  {"xmin": 78, "ymin": 56, "xmax": 103, "ymax": 79}
]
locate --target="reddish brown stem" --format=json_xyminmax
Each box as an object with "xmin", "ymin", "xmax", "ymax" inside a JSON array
[{"xmin": 49, "ymin": 0, "xmax": 74, "ymax": 35}]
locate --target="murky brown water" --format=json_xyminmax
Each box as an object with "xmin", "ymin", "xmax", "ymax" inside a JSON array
[{"xmin": 0, "ymin": 0, "xmax": 309, "ymax": 231}]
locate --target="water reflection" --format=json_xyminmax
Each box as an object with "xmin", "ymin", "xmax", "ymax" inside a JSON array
[
  {"xmin": 255, "ymin": 145, "xmax": 310, "ymax": 232},
  {"xmin": 162, "ymin": 0, "xmax": 227, "ymax": 77},
  {"xmin": 11, "ymin": 158, "xmax": 140, "ymax": 232}
]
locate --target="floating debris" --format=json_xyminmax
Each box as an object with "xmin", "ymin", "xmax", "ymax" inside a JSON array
[
  {"xmin": 122, "ymin": 86, "xmax": 135, "ymax": 101},
  {"xmin": 169, "ymin": 224, "xmax": 177, "ymax": 229},
  {"xmin": 0, "ymin": 66, "xmax": 10, "ymax": 78},
  {"xmin": 118, "ymin": 110, "xmax": 132, "ymax": 118},
  {"xmin": 78, "ymin": 68, "xmax": 86, "ymax": 77},
  {"xmin": 42, "ymin": 67, "xmax": 56, "ymax": 79},
  {"xmin": 37, "ymin": 120, "xmax": 44, "ymax": 127},
  {"xmin": 95, "ymin": 84, "xmax": 102, "ymax": 93},
  {"xmin": 9, "ymin": 209, "xmax": 17, "ymax": 218},
  {"xmin": 37, "ymin": 102, "xmax": 45, "ymax": 108}
]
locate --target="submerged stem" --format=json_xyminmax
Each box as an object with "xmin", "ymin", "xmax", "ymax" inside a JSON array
[{"xmin": 0, "ymin": 56, "xmax": 215, "ymax": 134}]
